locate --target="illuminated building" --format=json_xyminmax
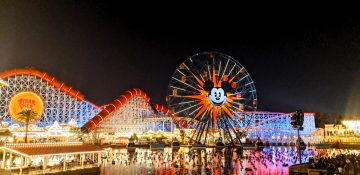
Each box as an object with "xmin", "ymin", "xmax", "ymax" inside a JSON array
[
  {"xmin": 342, "ymin": 120, "xmax": 360, "ymax": 135},
  {"xmin": 0, "ymin": 142, "xmax": 106, "ymax": 173},
  {"xmin": 323, "ymin": 120, "xmax": 360, "ymax": 143}
]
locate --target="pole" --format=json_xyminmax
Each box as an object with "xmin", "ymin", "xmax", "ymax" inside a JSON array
[
  {"xmin": 170, "ymin": 120, "xmax": 173, "ymax": 149},
  {"xmin": 170, "ymin": 119, "xmax": 173, "ymax": 168},
  {"xmin": 2, "ymin": 150, "xmax": 5, "ymax": 169},
  {"xmin": 297, "ymin": 128, "xmax": 301, "ymax": 164}
]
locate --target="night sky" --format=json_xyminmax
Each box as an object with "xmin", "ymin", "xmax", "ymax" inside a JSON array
[{"xmin": 1, "ymin": 2, "xmax": 360, "ymax": 116}]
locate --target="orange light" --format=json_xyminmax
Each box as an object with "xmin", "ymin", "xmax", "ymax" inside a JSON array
[
  {"xmin": 231, "ymin": 82, "xmax": 237, "ymax": 88},
  {"xmin": 8, "ymin": 91, "xmax": 44, "ymax": 123},
  {"xmin": 223, "ymin": 75, "xmax": 228, "ymax": 81},
  {"xmin": 90, "ymin": 120, "xmax": 96, "ymax": 127},
  {"xmin": 104, "ymin": 109, "xmax": 110, "ymax": 115}
]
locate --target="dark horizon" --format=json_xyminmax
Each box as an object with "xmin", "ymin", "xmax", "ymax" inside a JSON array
[{"xmin": 1, "ymin": 2, "xmax": 360, "ymax": 116}]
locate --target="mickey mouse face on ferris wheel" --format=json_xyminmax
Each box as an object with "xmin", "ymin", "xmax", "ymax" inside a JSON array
[
  {"xmin": 209, "ymin": 88, "xmax": 226, "ymax": 106},
  {"xmin": 204, "ymin": 80, "xmax": 232, "ymax": 107}
]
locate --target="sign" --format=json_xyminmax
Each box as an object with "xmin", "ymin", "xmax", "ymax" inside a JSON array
[{"xmin": 8, "ymin": 91, "xmax": 44, "ymax": 123}]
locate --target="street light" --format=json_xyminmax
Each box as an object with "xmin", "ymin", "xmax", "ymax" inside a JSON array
[{"xmin": 290, "ymin": 109, "xmax": 305, "ymax": 164}]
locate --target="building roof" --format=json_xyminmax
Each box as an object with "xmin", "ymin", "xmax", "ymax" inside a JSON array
[
  {"xmin": 0, "ymin": 129, "xmax": 12, "ymax": 137},
  {"xmin": 1, "ymin": 142, "xmax": 105, "ymax": 157}
]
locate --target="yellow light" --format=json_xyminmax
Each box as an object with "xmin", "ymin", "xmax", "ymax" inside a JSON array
[
  {"xmin": 342, "ymin": 120, "xmax": 360, "ymax": 127},
  {"xmin": 1, "ymin": 142, "xmax": 106, "ymax": 158},
  {"xmin": 0, "ymin": 79, "xmax": 8, "ymax": 86}
]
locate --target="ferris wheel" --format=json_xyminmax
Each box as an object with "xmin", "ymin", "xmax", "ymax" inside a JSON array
[{"xmin": 167, "ymin": 52, "xmax": 257, "ymax": 145}]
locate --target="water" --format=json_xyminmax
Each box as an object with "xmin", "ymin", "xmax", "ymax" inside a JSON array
[{"xmin": 99, "ymin": 146, "xmax": 359, "ymax": 175}]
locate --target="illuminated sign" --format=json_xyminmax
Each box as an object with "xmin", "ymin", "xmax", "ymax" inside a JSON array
[{"xmin": 8, "ymin": 91, "xmax": 44, "ymax": 123}]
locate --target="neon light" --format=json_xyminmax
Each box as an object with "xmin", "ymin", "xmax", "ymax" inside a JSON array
[
  {"xmin": 220, "ymin": 59, "xmax": 229, "ymax": 80},
  {"xmin": 128, "ymin": 91, "xmax": 133, "ymax": 97},
  {"xmin": 97, "ymin": 114, "xmax": 103, "ymax": 121},
  {"xmin": 121, "ymin": 95, "xmax": 127, "ymax": 101},
  {"xmin": 110, "ymin": 104, "xmax": 117, "ymax": 110},
  {"xmin": 1, "ymin": 143, "xmax": 106, "ymax": 158},
  {"xmin": 172, "ymin": 77, "xmax": 198, "ymax": 90},
  {"xmin": 188, "ymin": 106, "xmax": 202, "ymax": 116},
  {"xmin": 90, "ymin": 120, "xmax": 96, "ymax": 127},
  {"xmin": 104, "ymin": 109, "xmax": 110, "ymax": 115},
  {"xmin": 41, "ymin": 73, "xmax": 46, "ymax": 79},
  {"xmin": 115, "ymin": 99, "xmax": 122, "ymax": 106}
]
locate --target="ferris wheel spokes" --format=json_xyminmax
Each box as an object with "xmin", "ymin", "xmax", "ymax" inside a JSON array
[{"xmin": 167, "ymin": 52, "xmax": 257, "ymax": 145}]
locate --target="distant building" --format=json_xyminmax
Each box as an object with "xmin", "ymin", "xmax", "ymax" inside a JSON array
[{"xmin": 324, "ymin": 120, "xmax": 360, "ymax": 143}]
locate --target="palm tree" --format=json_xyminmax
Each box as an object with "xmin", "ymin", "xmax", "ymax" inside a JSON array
[
  {"xmin": 0, "ymin": 116, "xmax": 5, "ymax": 127},
  {"xmin": 17, "ymin": 110, "xmax": 38, "ymax": 143}
]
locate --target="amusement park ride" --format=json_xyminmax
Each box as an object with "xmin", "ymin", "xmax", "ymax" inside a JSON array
[
  {"xmin": 0, "ymin": 52, "xmax": 321, "ymax": 175},
  {"xmin": 167, "ymin": 52, "xmax": 258, "ymax": 146},
  {"xmin": 0, "ymin": 52, "xmax": 315, "ymax": 149}
]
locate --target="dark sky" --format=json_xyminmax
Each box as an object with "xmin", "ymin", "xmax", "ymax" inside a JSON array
[{"xmin": 1, "ymin": 2, "xmax": 360, "ymax": 116}]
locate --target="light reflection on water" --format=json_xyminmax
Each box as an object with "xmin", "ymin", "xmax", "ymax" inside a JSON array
[{"xmin": 99, "ymin": 146, "xmax": 357, "ymax": 175}]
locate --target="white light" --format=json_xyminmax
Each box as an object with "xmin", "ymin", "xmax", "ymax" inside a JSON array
[
  {"xmin": 342, "ymin": 120, "xmax": 360, "ymax": 127},
  {"xmin": 0, "ymin": 79, "xmax": 8, "ymax": 86}
]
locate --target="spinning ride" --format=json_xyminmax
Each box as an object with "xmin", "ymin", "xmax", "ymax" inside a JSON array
[{"xmin": 167, "ymin": 52, "xmax": 257, "ymax": 145}]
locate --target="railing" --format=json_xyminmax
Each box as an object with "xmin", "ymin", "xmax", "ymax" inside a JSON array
[{"xmin": 3, "ymin": 142, "xmax": 83, "ymax": 147}]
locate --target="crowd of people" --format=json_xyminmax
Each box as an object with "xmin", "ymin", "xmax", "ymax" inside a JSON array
[
  {"xmin": 101, "ymin": 147, "xmax": 360, "ymax": 174},
  {"xmin": 103, "ymin": 147, "xmax": 316, "ymax": 174},
  {"xmin": 310, "ymin": 149, "xmax": 360, "ymax": 174}
]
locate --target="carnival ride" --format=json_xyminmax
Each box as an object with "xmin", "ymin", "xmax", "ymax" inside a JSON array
[
  {"xmin": 81, "ymin": 88, "xmax": 174, "ymax": 134},
  {"xmin": 0, "ymin": 63, "xmax": 316, "ymax": 145},
  {"xmin": 167, "ymin": 52, "xmax": 258, "ymax": 145},
  {"xmin": 240, "ymin": 112, "xmax": 316, "ymax": 142},
  {"xmin": 0, "ymin": 68, "xmax": 99, "ymax": 128}
]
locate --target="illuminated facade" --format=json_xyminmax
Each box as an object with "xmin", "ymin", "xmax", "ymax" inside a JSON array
[
  {"xmin": 324, "ymin": 121, "xmax": 360, "ymax": 143},
  {"xmin": 342, "ymin": 120, "xmax": 360, "ymax": 135}
]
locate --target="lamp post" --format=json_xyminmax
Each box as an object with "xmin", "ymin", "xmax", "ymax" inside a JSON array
[
  {"xmin": 291, "ymin": 110, "xmax": 304, "ymax": 164},
  {"xmin": 101, "ymin": 154, "xmax": 107, "ymax": 173},
  {"xmin": 170, "ymin": 119, "xmax": 173, "ymax": 168}
]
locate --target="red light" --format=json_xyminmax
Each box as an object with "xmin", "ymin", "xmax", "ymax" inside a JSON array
[
  {"xmin": 231, "ymin": 82, "xmax": 237, "ymax": 88},
  {"xmin": 90, "ymin": 120, "xmax": 96, "ymax": 127}
]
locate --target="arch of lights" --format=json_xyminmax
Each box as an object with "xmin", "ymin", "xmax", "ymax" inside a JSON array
[
  {"xmin": 90, "ymin": 97, "xmax": 174, "ymax": 134},
  {"xmin": 0, "ymin": 68, "xmax": 99, "ymax": 127}
]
